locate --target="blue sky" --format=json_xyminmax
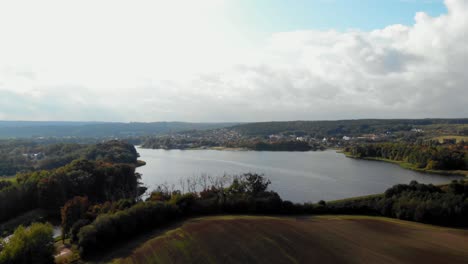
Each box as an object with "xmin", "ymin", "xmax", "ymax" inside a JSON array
[{"xmin": 230, "ymin": 0, "xmax": 447, "ymax": 33}]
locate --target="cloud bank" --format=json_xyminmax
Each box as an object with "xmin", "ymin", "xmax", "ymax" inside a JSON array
[{"xmin": 0, "ymin": 0, "xmax": 467, "ymax": 121}]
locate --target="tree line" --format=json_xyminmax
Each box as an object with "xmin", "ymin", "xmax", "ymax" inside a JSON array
[
  {"xmin": 71, "ymin": 173, "xmax": 468, "ymax": 259},
  {"xmin": 2, "ymin": 171, "xmax": 467, "ymax": 262},
  {"xmin": 327, "ymin": 180, "xmax": 468, "ymax": 227},
  {"xmin": 346, "ymin": 142, "xmax": 468, "ymax": 170},
  {"xmin": 75, "ymin": 173, "xmax": 283, "ymax": 257},
  {"xmin": 252, "ymin": 141, "xmax": 313, "ymax": 151}
]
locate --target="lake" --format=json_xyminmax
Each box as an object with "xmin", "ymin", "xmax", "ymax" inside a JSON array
[{"xmin": 136, "ymin": 147, "xmax": 461, "ymax": 203}]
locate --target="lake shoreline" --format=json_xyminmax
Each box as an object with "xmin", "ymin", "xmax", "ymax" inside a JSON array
[
  {"xmin": 136, "ymin": 146, "xmax": 468, "ymax": 177},
  {"xmin": 137, "ymin": 146, "xmax": 326, "ymax": 152},
  {"xmin": 343, "ymin": 152, "xmax": 468, "ymax": 177},
  {"xmin": 135, "ymin": 147, "xmax": 461, "ymax": 203}
]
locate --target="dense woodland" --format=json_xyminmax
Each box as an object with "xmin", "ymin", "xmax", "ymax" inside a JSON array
[
  {"xmin": 0, "ymin": 141, "xmax": 143, "ymax": 224},
  {"xmin": 0, "ymin": 159, "xmax": 141, "ymax": 223},
  {"xmin": 0, "ymin": 139, "xmax": 140, "ymax": 177},
  {"xmin": 346, "ymin": 141, "xmax": 468, "ymax": 171},
  {"xmin": 0, "ymin": 141, "xmax": 144, "ymax": 263}
]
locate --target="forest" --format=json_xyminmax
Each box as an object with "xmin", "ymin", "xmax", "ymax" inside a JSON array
[
  {"xmin": 0, "ymin": 141, "xmax": 143, "ymax": 224},
  {"xmin": 0, "ymin": 141, "xmax": 145, "ymax": 263},
  {"xmin": 0, "ymin": 139, "xmax": 140, "ymax": 177},
  {"xmin": 346, "ymin": 141, "xmax": 468, "ymax": 171}
]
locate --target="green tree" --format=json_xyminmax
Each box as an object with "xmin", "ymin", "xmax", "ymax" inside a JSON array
[
  {"xmin": 242, "ymin": 173, "xmax": 271, "ymax": 195},
  {"xmin": 0, "ymin": 222, "xmax": 54, "ymax": 264}
]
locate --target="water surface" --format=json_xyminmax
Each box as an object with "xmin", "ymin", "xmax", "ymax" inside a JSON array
[{"xmin": 137, "ymin": 148, "xmax": 461, "ymax": 203}]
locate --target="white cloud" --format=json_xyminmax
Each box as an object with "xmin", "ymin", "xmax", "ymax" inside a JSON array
[{"xmin": 0, "ymin": 0, "xmax": 466, "ymax": 121}]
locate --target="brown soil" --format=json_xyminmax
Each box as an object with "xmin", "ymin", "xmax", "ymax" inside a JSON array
[{"xmin": 112, "ymin": 216, "xmax": 468, "ymax": 264}]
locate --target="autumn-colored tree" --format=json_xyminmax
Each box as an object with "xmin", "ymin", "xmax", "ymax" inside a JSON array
[{"xmin": 61, "ymin": 196, "xmax": 89, "ymax": 242}]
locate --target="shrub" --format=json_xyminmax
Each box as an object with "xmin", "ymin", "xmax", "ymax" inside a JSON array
[
  {"xmin": 78, "ymin": 202, "xmax": 179, "ymax": 257},
  {"xmin": 0, "ymin": 223, "xmax": 54, "ymax": 264}
]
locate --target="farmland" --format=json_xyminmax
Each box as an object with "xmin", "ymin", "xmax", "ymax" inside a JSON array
[{"xmin": 109, "ymin": 215, "xmax": 468, "ymax": 264}]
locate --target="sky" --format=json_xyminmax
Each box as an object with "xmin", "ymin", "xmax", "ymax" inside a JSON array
[{"xmin": 0, "ymin": 0, "xmax": 466, "ymax": 122}]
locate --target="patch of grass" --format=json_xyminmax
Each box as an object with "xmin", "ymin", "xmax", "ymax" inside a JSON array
[{"xmin": 0, "ymin": 175, "xmax": 17, "ymax": 183}]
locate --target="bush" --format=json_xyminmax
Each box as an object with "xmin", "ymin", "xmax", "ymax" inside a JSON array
[
  {"xmin": 169, "ymin": 193, "xmax": 197, "ymax": 214},
  {"xmin": 70, "ymin": 219, "xmax": 90, "ymax": 243},
  {"xmin": 78, "ymin": 202, "xmax": 180, "ymax": 257},
  {"xmin": 327, "ymin": 181, "xmax": 468, "ymax": 226},
  {"xmin": 0, "ymin": 222, "xmax": 54, "ymax": 264}
]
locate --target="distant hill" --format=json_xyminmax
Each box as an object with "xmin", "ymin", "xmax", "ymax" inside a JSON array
[
  {"xmin": 1, "ymin": 118, "xmax": 466, "ymax": 139},
  {"xmin": 0, "ymin": 121, "xmax": 105, "ymax": 128},
  {"xmin": 0, "ymin": 121, "xmax": 238, "ymax": 139},
  {"xmin": 230, "ymin": 118, "xmax": 468, "ymax": 137}
]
